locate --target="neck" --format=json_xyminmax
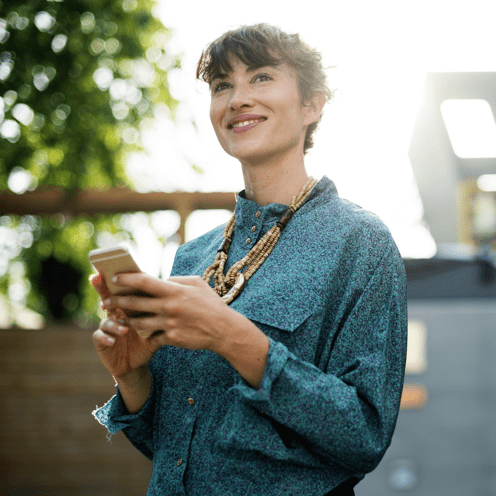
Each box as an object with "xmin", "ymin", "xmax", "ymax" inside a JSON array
[{"xmin": 240, "ymin": 153, "xmax": 309, "ymax": 206}]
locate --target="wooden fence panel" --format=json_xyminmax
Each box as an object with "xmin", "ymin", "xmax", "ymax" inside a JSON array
[{"xmin": 0, "ymin": 326, "xmax": 152, "ymax": 496}]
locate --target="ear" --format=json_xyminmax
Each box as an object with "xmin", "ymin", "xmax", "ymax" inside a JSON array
[{"xmin": 302, "ymin": 92, "xmax": 326, "ymax": 126}]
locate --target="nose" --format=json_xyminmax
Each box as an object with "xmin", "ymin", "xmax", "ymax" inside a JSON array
[{"xmin": 229, "ymin": 84, "xmax": 254, "ymax": 111}]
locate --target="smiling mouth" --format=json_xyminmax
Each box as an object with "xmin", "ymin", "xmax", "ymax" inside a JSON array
[{"xmin": 229, "ymin": 117, "xmax": 266, "ymax": 129}]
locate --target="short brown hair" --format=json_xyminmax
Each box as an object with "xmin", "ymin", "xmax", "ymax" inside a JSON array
[{"xmin": 196, "ymin": 24, "xmax": 333, "ymax": 154}]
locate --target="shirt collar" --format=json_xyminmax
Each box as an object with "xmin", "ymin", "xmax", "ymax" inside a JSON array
[{"xmin": 234, "ymin": 176, "xmax": 336, "ymax": 228}]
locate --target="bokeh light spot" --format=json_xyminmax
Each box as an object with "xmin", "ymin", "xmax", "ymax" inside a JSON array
[
  {"xmin": 0, "ymin": 18, "xmax": 9, "ymax": 43},
  {"xmin": 33, "ymin": 73, "xmax": 50, "ymax": 91},
  {"xmin": 0, "ymin": 55, "xmax": 13, "ymax": 81},
  {"xmin": 12, "ymin": 103, "xmax": 34, "ymax": 126},
  {"xmin": 122, "ymin": 0, "xmax": 138, "ymax": 12},
  {"xmin": 36, "ymin": 239, "xmax": 53, "ymax": 258},
  {"xmin": 105, "ymin": 38, "xmax": 120, "ymax": 55},
  {"xmin": 122, "ymin": 126, "xmax": 139, "ymax": 144},
  {"xmin": 93, "ymin": 67, "xmax": 113, "ymax": 90},
  {"xmin": 50, "ymin": 213, "xmax": 66, "ymax": 229},
  {"xmin": 51, "ymin": 34, "xmax": 68, "ymax": 53},
  {"xmin": 109, "ymin": 78, "xmax": 127, "ymax": 100},
  {"xmin": 18, "ymin": 84, "xmax": 32, "ymax": 100},
  {"xmin": 112, "ymin": 102, "xmax": 129, "ymax": 120},
  {"xmin": 90, "ymin": 38, "xmax": 106, "ymax": 55},
  {"xmin": 1, "ymin": 119, "xmax": 21, "ymax": 143},
  {"xmin": 47, "ymin": 148, "xmax": 64, "ymax": 166},
  {"xmin": 7, "ymin": 167, "xmax": 33, "ymax": 194},
  {"xmin": 4, "ymin": 90, "xmax": 17, "ymax": 107},
  {"xmin": 80, "ymin": 12, "xmax": 95, "ymax": 33},
  {"xmin": 34, "ymin": 11, "xmax": 56, "ymax": 32}
]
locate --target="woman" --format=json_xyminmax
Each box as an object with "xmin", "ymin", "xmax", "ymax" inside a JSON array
[{"xmin": 92, "ymin": 24, "xmax": 408, "ymax": 496}]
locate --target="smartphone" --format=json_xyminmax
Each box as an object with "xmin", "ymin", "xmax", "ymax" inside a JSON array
[
  {"xmin": 89, "ymin": 245, "xmax": 144, "ymax": 296},
  {"xmin": 89, "ymin": 245, "xmax": 159, "ymax": 331}
]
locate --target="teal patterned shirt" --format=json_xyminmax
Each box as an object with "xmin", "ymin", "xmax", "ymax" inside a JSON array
[{"xmin": 94, "ymin": 176, "xmax": 408, "ymax": 495}]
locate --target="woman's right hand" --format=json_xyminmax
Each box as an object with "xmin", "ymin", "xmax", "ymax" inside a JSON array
[{"xmin": 90, "ymin": 273, "xmax": 158, "ymax": 380}]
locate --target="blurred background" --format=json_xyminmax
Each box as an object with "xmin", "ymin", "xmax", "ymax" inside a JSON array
[{"xmin": 1, "ymin": 0, "xmax": 496, "ymax": 494}]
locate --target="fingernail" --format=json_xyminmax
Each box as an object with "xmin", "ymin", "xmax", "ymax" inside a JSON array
[
  {"xmin": 106, "ymin": 336, "xmax": 115, "ymax": 344},
  {"xmin": 112, "ymin": 275, "xmax": 118, "ymax": 283},
  {"xmin": 117, "ymin": 326, "xmax": 127, "ymax": 334},
  {"xmin": 103, "ymin": 299, "xmax": 111, "ymax": 306}
]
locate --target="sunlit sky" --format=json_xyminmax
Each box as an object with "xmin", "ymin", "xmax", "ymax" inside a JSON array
[{"xmin": 126, "ymin": 0, "xmax": 496, "ymax": 259}]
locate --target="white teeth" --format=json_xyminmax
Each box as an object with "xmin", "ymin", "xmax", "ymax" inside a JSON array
[{"xmin": 231, "ymin": 119, "xmax": 264, "ymax": 128}]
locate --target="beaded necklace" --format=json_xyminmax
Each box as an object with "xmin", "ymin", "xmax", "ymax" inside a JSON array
[{"xmin": 203, "ymin": 176, "xmax": 319, "ymax": 304}]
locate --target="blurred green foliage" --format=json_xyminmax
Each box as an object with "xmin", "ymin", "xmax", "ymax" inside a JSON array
[{"xmin": 0, "ymin": 0, "xmax": 182, "ymax": 326}]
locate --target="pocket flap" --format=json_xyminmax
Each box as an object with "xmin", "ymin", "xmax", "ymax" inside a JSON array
[{"xmin": 231, "ymin": 271, "xmax": 318, "ymax": 332}]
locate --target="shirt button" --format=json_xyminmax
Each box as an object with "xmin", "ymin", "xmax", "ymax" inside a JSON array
[
  {"xmin": 246, "ymin": 238, "xmax": 251, "ymax": 245},
  {"xmin": 177, "ymin": 459, "xmax": 183, "ymax": 466},
  {"xmin": 251, "ymin": 226, "xmax": 256, "ymax": 232},
  {"xmin": 255, "ymin": 211, "xmax": 262, "ymax": 218},
  {"xmin": 188, "ymin": 398, "xmax": 195, "ymax": 405}
]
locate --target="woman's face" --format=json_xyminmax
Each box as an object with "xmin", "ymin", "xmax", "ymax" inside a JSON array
[{"xmin": 209, "ymin": 56, "xmax": 314, "ymax": 166}]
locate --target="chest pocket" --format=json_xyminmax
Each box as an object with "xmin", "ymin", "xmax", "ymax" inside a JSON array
[{"xmin": 230, "ymin": 268, "xmax": 320, "ymax": 337}]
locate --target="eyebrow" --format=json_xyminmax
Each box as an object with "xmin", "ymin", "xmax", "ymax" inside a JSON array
[
  {"xmin": 210, "ymin": 73, "xmax": 229, "ymax": 83},
  {"xmin": 210, "ymin": 64, "xmax": 281, "ymax": 84}
]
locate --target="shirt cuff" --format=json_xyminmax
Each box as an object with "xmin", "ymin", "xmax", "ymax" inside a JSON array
[
  {"xmin": 92, "ymin": 373, "xmax": 156, "ymax": 434},
  {"xmin": 233, "ymin": 337, "xmax": 289, "ymax": 403}
]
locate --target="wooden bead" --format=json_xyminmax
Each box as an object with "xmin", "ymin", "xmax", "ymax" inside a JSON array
[
  {"xmin": 217, "ymin": 237, "xmax": 231, "ymax": 253},
  {"xmin": 276, "ymin": 207, "xmax": 295, "ymax": 230}
]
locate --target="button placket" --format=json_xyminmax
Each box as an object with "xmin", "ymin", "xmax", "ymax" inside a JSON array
[{"xmin": 245, "ymin": 210, "xmax": 264, "ymax": 246}]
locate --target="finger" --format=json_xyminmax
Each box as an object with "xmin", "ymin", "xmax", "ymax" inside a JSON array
[
  {"xmin": 100, "ymin": 297, "xmax": 118, "ymax": 312},
  {"xmin": 167, "ymin": 275, "xmax": 205, "ymax": 287},
  {"xmin": 99, "ymin": 295, "xmax": 129, "ymax": 321},
  {"xmin": 124, "ymin": 314, "xmax": 166, "ymax": 333},
  {"xmin": 112, "ymin": 272, "xmax": 183, "ymax": 298},
  {"xmin": 100, "ymin": 299, "xmax": 126, "ymax": 320},
  {"xmin": 90, "ymin": 272, "xmax": 113, "ymax": 300},
  {"xmin": 138, "ymin": 328, "xmax": 166, "ymax": 339},
  {"xmin": 146, "ymin": 329, "xmax": 168, "ymax": 343},
  {"xmin": 103, "ymin": 293, "xmax": 162, "ymax": 314},
  {"xmin": 113, "ymin": 307, "xmax": 127, "ymax": 320},
  {"xmin": 93, "ymin": 329, "xmax": 117, "ymax": 347},
  {"xmin": 99, "ymin": 317, "xmax": 129, "ymax": 337}
]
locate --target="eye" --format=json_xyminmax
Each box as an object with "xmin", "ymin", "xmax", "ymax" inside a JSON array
[
  {"xmin": 212, "ymin": 81, "xmax": 230, "ymax": 94},
  {"xmin": 252, "ymin": 73, "xmax": 272, "ymax": 83}
]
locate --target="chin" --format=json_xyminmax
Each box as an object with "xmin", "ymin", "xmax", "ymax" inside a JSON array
[{"xmin": 226, "ymin": 146, "xmax": 267, "ymax": 163}]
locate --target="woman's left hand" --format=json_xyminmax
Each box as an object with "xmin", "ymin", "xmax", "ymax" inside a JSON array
[{"xmin": 102, "ymin": 273, "xmax": 269, "ymax": 388}]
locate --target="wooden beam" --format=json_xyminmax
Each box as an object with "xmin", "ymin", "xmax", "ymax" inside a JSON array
[{"xmin": 0, "ymin": 188, "xmax": 237, "ymax": 216}]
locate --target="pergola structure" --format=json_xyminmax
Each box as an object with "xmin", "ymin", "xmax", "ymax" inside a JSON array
[{"xmin": 0, "ymin": 188, "xmax": 237, "ymax": 244}]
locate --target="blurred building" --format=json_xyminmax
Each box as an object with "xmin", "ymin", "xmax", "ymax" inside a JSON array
[{"xmin": 356, "ymin": 72, "xmax": 496, "ymax": 495}]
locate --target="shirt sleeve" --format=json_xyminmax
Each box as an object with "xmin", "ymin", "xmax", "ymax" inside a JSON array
[
  {"xmin": 227, "ymin": 239, "xmax": 408, "ymax": 475},
  {"xmin": 92, "ymin": 372, "xmax": 157, "ymax": 460}
]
